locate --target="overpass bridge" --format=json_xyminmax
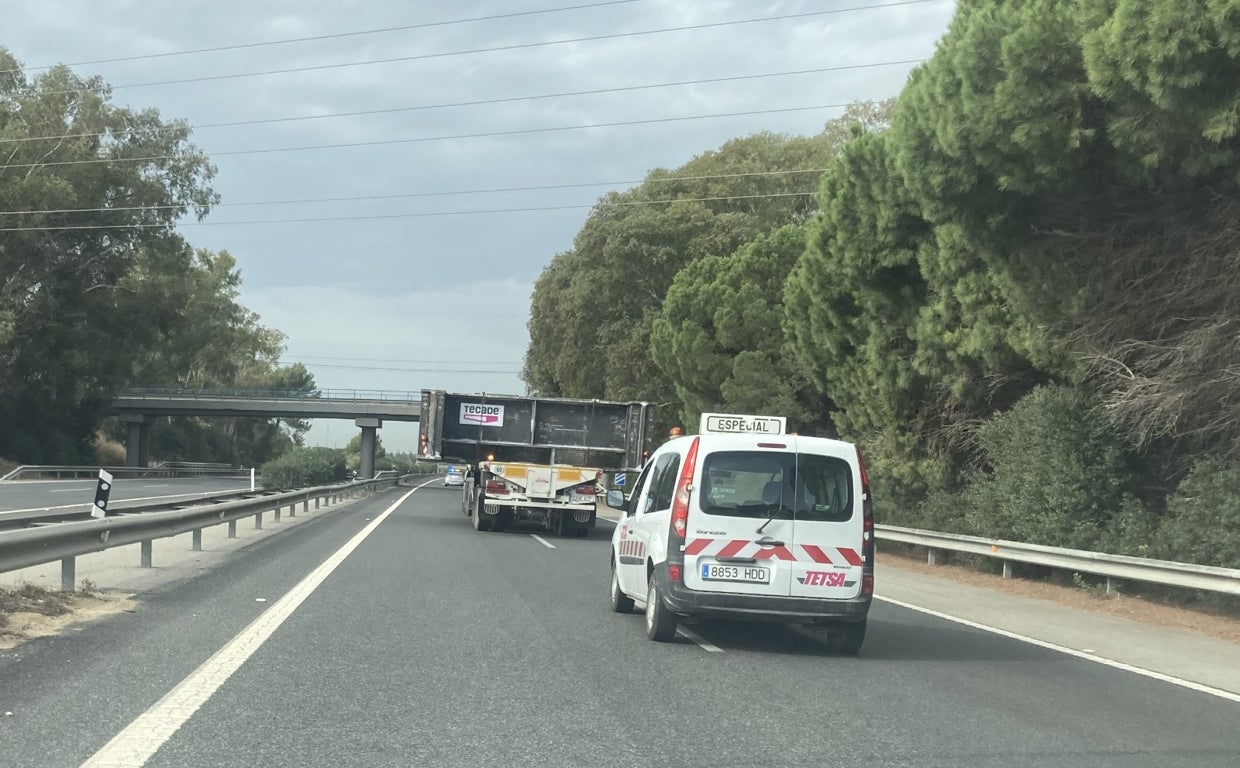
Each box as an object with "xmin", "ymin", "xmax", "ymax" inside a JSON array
[{"xmin": 113, "ymin": 388, "xmax": 423, "ymax": 477}]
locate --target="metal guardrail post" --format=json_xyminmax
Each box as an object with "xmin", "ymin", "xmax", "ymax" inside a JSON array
[
  {"xmin": 192, "ymin": 529, "xmax": 202, "ymax": 552},
  {"xmin": 274, "ymin": 505, "xmax": 282, "ymax": 523},
  {"xmin": 302, "ymin": 500, "xmax": 309, "ymax": 514},
  {"xmin": 928, "ymin": 548, "xmax": 943, "ymax": 566},
  {"xmin": 315, "ymin": 497, "xmax": 320, "ymax": 510},
  {"xmin": 61, "ymin": 557, "xmax": 75, "ymax": 591},
  {"xmin": 228, "ymin": 520, "xmax": 237, "ymax": 538},
  {"xmin": 1002, "ymin": 561, "xmax": 1013, "ymax": 579},
  {"xmin": 140, "ymin": 541, "xmax": 153, "ymax": 568},
  {"xmin": 254, "ymin": 511, "xmax": 263, "ymax": 530}
]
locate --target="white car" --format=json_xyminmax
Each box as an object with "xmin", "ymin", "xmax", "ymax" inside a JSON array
[
  {"xmin": 604, "ymin": 413, "xmax": 874, "ymax": 653},
  {"xmin": 443, "ymin": 469, "xmax": 465, "ymax": 487}
]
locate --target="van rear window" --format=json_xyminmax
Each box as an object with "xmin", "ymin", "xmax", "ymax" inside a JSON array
[{"xmin": 698, "ymin": 451, "xmax": 854, "ymax": 523}]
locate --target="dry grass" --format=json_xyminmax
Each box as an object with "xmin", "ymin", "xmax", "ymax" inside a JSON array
[
  {"xmin": 0, "ymin": 584, "xmax": 73, "ymax": 630},
  {"xmin": 0, "ymin": 583, "xmax": 136, "ymax": 650}
]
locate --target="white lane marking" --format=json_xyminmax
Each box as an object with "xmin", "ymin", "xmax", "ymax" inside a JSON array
[
  {"xmin": 50, "ymin": 488, "xmax": 93, "ymax": 493},
  {"xmin": 875, "ymin": 595, "xmax": 1240, "ymax": 704},
  {"xmin": 80, "ymin": 479, "xmax": 434, "ymax": 767},
  {"xmin": 677, "ymin": 626, "xmax": 723, "ymax": 653},
  {"xmin": 0, "ymin": 488, "xmax": 254, "ymax": 517},
  {"xmin": 530, "ymin": 533, "xmax": 556, "ymax": 549}
]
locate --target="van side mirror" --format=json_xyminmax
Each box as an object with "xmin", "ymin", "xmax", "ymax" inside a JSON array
[{"xmin": 605, "ymin": 489, "xmax": 625, "ymax": 510}]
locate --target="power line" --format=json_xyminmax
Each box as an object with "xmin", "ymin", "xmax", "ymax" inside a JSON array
[
  {"xmin": 0, "ymin": 60, "xmax": 922, "ymax": 145},
  {"xmin": 0, "ymin": 103, "xmax": 852, "ymax": 171},
  {"xmin": 296, "ymin": 362, "xmax": 524, "ymax": 374},
  {"xmin": 0, "ymin": 168, "xmax": 831, "ymax": 217},
  {"xmin": 34, "ymin": 2, "xmax": 936, "ymax": 97},
  {"xmin": 0, "ymin": 191, "xmax": 819, "ymax": 232},
  {"xmin": 13, "ymin": 0, "xmax": 643, "ymax": 72},
  {"xmin": 287, "ymin": 355, "xmax": 523, "ymax": 365}
]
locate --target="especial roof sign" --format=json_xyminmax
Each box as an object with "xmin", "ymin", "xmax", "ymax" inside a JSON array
[{"xmin": 698, "ymin": 413, "xmax": 787, "ymax": 435}]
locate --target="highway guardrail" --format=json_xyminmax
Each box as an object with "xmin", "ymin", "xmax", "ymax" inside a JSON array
[
  {"xmin": 0, "ymin": 487, "xmax": 284, "ymax": 531},
  {"xmin": 877, "ymin": 524, "xmax": 1240, "ymax": 596},
  {"xmin": 0, "ymin": 465, "xmax": 253, "ymax": 482},
  {"xmin": 0, "ymin": 475, "xmax": 422, "ymax": 590}
]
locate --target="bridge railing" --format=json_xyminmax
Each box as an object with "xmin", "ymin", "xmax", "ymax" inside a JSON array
[{"xmin": 120, "ymin": 387, "xmax": 423, "ymax": 402}]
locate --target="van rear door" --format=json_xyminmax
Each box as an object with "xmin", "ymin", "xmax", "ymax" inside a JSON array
[
  {"xmin": 786, "ymin": 437, "xmax": 865, "ymax": 600},
  {"xmin": 682, "ymin": 437, "xmax": 795, "ymax": 598}
]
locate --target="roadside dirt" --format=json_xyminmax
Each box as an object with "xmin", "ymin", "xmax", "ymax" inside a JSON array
[
  {"xmin": 879, "ymin": 548, "xmax": 1240, "ymax": 645},
  {"xmin": 0, "ymin": 585, "xmax": 136, "ymax": 651}
]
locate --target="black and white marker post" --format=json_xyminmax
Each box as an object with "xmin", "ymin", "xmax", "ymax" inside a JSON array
[{"xmin": 92, "ymin": 469, "xmax": 113, "ymax": 519}]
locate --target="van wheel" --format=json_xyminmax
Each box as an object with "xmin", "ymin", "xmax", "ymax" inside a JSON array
[
  {"xmin": 610, "ymin": 560, "xmax": 634, "ymax": 614},
  {"xmin": 829, "ymin": 619, "xmax": 866, "ymax": 655},
  {"xmin": 645, "ymin": 573, "xmax": 678, "ymax": 642}
]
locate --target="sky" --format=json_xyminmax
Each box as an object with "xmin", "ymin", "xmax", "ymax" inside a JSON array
[{"xmin": 5, "ymin": 0, "xmax": 957, "ymax": 452}]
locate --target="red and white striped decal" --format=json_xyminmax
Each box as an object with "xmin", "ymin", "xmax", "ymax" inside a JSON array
[
  {"xmin": 619, "ymin": 538, "xmax": 646, "ymax": 558},
  {"xmin": 686, "ymin": 538, "xmax": 861, "ymax": 564},
  {"xmin": 801, "ymin": 544, "xmax": 863, "ymax": 565}
]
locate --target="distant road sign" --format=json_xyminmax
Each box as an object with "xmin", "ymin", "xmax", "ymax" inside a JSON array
[{"xmin": 615, "ymin": 472, "xmax": 627, "ymax": 487}]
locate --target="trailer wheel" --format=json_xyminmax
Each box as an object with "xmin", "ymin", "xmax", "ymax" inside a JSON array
[{"xmin": 473, "ymin": 496, "xmax": 492, "ymax": 532}]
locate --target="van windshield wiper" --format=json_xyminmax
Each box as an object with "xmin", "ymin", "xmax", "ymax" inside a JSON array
[{"xmin": 756, "ymin": 503, "xmax": 793, "ymax": 534}]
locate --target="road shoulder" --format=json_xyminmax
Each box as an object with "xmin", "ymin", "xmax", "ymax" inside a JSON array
[{"xmin": 877, "ymin": 554, "xmax": 1240, "ymax": 697}]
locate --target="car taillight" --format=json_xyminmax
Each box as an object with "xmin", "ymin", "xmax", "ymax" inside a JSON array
[
  {"xmin": 670, "ymin": 437, "xmax": 701, "ymax": 540},
  {"xmin": 485, "ymin": 480, "xmax": 508, "ymax": 495},
  {"xmin": 668, "ymin": 564, "xmax": 683, "ymax": 583}
]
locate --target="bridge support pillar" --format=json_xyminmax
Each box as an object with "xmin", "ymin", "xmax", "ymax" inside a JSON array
[
  {"xmin": 121, "ymin": 413, "xmax": 151, "ymax": 468},
  {"xmin": 356, "ymin": 417, "xmax": 382, "ymax": 479}
]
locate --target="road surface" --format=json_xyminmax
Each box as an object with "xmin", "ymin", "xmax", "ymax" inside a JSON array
[{"xmin": 0, "ymin": 483, "xmax": 1236, "ymax": 767}]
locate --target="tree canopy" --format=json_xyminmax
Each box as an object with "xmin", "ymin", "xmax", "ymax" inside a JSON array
[
  {"xmin": 0, "ymin": 50, "xmax": 311, "ymax": 464},
  {"xmin": 523, "ymin": 0, "xmax": 1240, "ymax": 565}
]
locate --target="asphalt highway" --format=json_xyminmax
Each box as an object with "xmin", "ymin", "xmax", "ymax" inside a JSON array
[{"xmin": 1, "ymin": 484, "xmax": 1236, "ymax": 768}]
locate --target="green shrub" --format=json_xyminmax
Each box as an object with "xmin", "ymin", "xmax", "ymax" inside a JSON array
[
  {"xmin": 1152, "ymin": 459, "xmax": 1240, "ymax": 568},
  {"xmin": 963, "ymin": 384, "xmax": 1144, "ymax": 551},
  {"xmin": 261, "ymin": 446, "xmax": 347, "ymax": 490}
]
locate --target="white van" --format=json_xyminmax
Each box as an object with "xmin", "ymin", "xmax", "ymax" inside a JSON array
[{"xmin": 604, "ymin": 414, "xmax": 874, "ymax": 653}]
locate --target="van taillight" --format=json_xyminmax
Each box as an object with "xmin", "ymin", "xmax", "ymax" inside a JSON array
[
  {"xmin": 574, "ymin": 484, "xmax": 596, "ymax": 495},
  {"xmin": 668, "ymin": 564, "xmax": 683, "ymax": 583},
  {"xmin": 669, "ymin": 437, "xmax": 701, "ymax": 540},
  {"xmin": 485, "ymin": 480, "xmax": 509, "ymax": 495},
  {"xmin": 857, "ymin": 445, "xmax": 875, "ymax": 593}
]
